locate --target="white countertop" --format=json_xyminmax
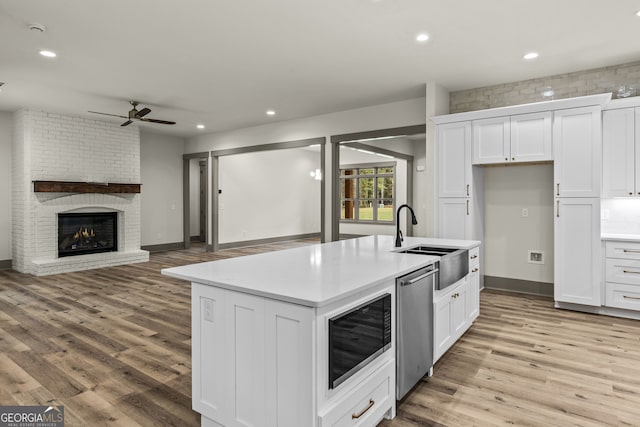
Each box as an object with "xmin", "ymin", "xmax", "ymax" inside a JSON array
[
  {"xmin": 602, "ymin": 233, "xmax": 640, "ymax": 242},
  {"xmin": 162, "ymin": 235, "xmax": 480, "ymax": 307}
]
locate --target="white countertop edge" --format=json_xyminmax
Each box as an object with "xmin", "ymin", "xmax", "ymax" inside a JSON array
[{"xmin": 601, "ymin": 233, "xmax": 640, "ymax": 242}]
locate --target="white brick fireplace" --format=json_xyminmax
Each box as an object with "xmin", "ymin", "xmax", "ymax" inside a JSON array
[{"xmin": 12, "ymin": 109, "xmax": 149, "ymax": 275}]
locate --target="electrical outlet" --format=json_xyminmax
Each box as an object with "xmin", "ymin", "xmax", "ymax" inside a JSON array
[
  {"xmin": 203, "ymin": 297, "xmax": 214, "ymax": 322},
  {"xmin": 528, "ymin": 250, "xmax": 544, "ymax": 264},
  {"xmin": 522, "ymin": 208, "xmax": 529, "ymax": 217}
]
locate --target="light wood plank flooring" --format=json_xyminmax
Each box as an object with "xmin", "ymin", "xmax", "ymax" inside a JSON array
[{"xmin": 1, "ymin": 240, "xmax": 640, "ymax": 426}]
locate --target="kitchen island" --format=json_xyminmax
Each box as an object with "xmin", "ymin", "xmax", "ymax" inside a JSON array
[{"xmin": 162, "ymin": 235, "xmax": 480, "ymax": 427}]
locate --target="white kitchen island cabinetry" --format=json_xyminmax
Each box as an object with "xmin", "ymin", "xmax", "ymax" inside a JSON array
[
  {"xmin": 472, "ymin": 112, "xmax": 552, "ymax": 165},
  {"xmin": 602, "ymin": 104, "xmax": 640, "ymax": 197},
  {"xmin": 164, "ymin": 235, "xmax": 480, "ymax": 427},
  {"xmin": 193, "ymin": 284, "xmax": 314, "ymax": 427}
]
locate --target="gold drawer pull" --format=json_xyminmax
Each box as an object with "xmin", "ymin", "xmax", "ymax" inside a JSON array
[
  {"xmin": 470, "ymin": 255, "xmax": 478, "ymax": 259},
  {"xmin": 623, "ymin": 249, "xmax": 640, "ymax": 253},
  {"xmin": 472, "ymin": 268, "xmax": 479, "ymax": 272},
  {"xmin": 623, "ymin": 295, "xmax": 640, "ymax": 300},
  {"xmin": 352, "ymin": 399, "xmax": 375, "ymax": 419},
  {"xmin": 622, "ymin": 270, "xmax": 640, "ymax": 274}
]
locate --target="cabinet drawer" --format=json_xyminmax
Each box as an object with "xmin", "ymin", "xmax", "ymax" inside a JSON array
[
  {"xmin": 319, "ymin": 360, "xmax": 394, "ymax": 427},
  {"xmin": 606, "ymin": 282, "xmax": 640, "ymax": 311},
  {"xmin": 606, "ymin": 258, "xmax": 640, "ymax": 285},
  {"xmin": 469, "ymin": 247, "xmax": 479, "ymax": 268},
  {"xmin": 606, "ymin": 241, "xmax": 640, "ymax": 260}
]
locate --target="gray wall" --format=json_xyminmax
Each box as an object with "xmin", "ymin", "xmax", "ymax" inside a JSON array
[
  {"xmin": 140, "ymin": 130, "xmax": 185, "ymax": 246},
  {"xmin": 484, "ymin": 165, "xmax": 554, "ymax": 283},
  {"xmin": 451, "ymin": 60, "xmax": 640, "ymax": 113}
]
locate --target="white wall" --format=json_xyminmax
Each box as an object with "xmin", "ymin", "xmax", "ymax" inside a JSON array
[
  {"xmin": 218, "ymin": 147, "xmax": 321, "ymax": 244},
  {"xmin": 187, "ymin": 98, "xmax": 426, "ymax": 242},
  {"xmin": 140, "ymin": 131, "xmax": 185, "ymax": 246},
  {"xmin": 483, "ymin": 164, "xmax": 554, "ymax": 283},
  {"xmin": 339, "ymin": 147, "xmax": 407, "ymax": 237},
  {"xmin": 0, "ymin": 112, "xmax": 12, "ymax": 261}
]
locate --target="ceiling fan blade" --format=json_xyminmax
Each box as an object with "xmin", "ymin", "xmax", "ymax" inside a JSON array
[
  {"xmin": 121, "ymin": 120, "xmax": 133, "ymax": 127},
  {"xmin": 135, "ymin": 107, "xmax": 151, "ymax": 118},
  {"xmin": 88, "ymin": 111, "xmax": 128, "ymax": 119},
  {"xmin": 140, "ymin": 118, "xmax": 176, "ymax": 125}
]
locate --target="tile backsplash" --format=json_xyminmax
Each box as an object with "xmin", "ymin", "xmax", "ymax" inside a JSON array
[{"xmin": 601, "ymin": 198, "xmax": 640, "ymax": 234}]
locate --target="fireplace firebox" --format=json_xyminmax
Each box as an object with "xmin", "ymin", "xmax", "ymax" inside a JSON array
[{"xmin": 58, "ymin": 212, "xmax": 118, "ymax": 257}]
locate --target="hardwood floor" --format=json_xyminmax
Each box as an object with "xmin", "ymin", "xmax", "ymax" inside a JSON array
[{"xmin": 2, "ymin": 240, "xmax": 640, "ymax": 426}]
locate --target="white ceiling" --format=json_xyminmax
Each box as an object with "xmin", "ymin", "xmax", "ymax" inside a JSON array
[{"xmin": 1, "ymin": 0, "xmax": 640, "ymax": 138}]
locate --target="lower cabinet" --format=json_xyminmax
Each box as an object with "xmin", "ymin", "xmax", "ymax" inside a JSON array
[
  {"xmin": 433, "ymin": 246, "xmax": 481, "ymax": 363},
  {"xmin": 554, "ymin": 198, "xmax": 601, "ymax": 306},
  {"xmin": 192, "ymin": 283, "xmax": 314, "ymax": 427},
  {"xmin": 193, "ymin": 282, "xmax": 396, "ymax": 427},
  {"xmin": 604, "ymin": 240, "xmax": 640, "ymax": 312},
  {"xmin": 317, "ymin": 360, "xmax": 394, "ymax": 427},
  {"xmin": 433, "ymin": 278, "xmax": 469, "ymax": 363}
]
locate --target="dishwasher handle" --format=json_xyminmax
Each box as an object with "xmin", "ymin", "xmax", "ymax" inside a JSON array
[{"xmin": 400, "ymin": 268, "xmax": 439, "ymax": 286}]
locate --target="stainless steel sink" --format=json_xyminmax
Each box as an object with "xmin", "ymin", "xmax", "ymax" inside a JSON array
[{"xmin": 397, "ymin": 245, "xmax": 469, "ymax": 290}]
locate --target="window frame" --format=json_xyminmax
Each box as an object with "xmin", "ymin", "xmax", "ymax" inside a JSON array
[{"xmin": 340, "ymin": 161, "xmax": 396, "ymax": 224}]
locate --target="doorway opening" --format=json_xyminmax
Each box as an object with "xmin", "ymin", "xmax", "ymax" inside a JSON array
[{"xmin": 331, "ymin": 125, "xmax": 426, "ymax": 241}]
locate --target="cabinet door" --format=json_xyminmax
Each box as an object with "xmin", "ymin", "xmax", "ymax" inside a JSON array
[
  {"xmin": 602, "ymin": 108, "xmax": 635, "ymax": 197},
  {"xmin": 437, "ymin": 198, "xmax": 471, "ymax": 240},
  {"xmin": 451, "ymin": 281, "xmax": 469, "ymax": 338},
  {"xmin": 225, "ymin": 292, "xmax": 267, "ymax": 427},
  {"xmin": 192, "ymin": 284, "xmax": 227, "ymax": 423},
  {"xmin": 510, "ymin": 111, "xmax": 553, "ymax": 162},
  {"xmin": 438, "ymin": 122, "xmax": 472, "ymax": 197},
  {"xmin": 553, "ymin": 107, "xmax": 602, "ymax": 197},
  {"xmin": 264, "ymin": 300, "xmax": 314, "ymax": 427},
  {"xmin": 554, "ymin": 198, "xmax": 601, "ymax": 306},
  {"xmin": 472, "ymin": 116, "xmax": 510, "ymax": 165},
  {"xmin": 467, "ymin": 265, "xmax": 480, "ymax": 322},
  {"xmin": 433, "ymin": 294, "xmax": 452, "ymax": 363}
]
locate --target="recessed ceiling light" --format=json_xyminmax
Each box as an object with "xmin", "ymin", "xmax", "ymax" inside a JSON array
[
  {"xmin": 266, "ymin": 110, "xmax": 276, "ymax": 116},
  {"xmin": 523, "ymin": 52, "xmax": 539, "ymax": 60},
  {"xmin": 416, "ymin": 33, "xmax": 429, "ymax": 42},
  {"xmin": 196, "ymin": 124, "xmax": 205, "ymax": 129},
  {"xmin": 39, "ymin": 50, "xmax": 56, "ymax": 58},
  {"xmin": 635, "ymin": 10, "xmax": 640, "ymax": 16}
]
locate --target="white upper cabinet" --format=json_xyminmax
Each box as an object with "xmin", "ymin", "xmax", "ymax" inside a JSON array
[
  {"xmin": 602, "ymin": 107, "xmax": 637, "ymax": 197},
  {"xmin": 510, "ymin": 112, "xmax": 553, "ymax": 162},
  {"xmin": 472, "ymin": 116, "xmax": 510, "ymax": 164},
  {"xmin": 472, "ymin": 112, "xmax": 552, "ymax": 165},
  {"xmin": 437, "ymin": 121, "xmax": 472, "ymax": 197},
  {"xmin": 553, "ymin": 106, "xmax": 602, "ymax": 198}
]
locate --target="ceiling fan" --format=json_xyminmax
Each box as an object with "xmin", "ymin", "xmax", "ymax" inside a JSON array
[{"xmin": 88, "ymin": 101, "xmax": 176, "ymax": 127}]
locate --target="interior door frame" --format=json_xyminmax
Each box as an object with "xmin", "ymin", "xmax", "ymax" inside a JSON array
[
  {"xmin": 330, "ymin": 124, "xmax": 426, "ymax": 242},
  {"xmin": 209, "ymin": 137, "xmax": 326, "ymax": 252},
  {"xmin": 183, "ymin": 152, "xmax": 210, "ymax": 250}
]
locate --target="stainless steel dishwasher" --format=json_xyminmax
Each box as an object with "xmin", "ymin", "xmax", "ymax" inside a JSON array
[{"xmin": 396, "ymin": 262, "xmax": 438, "ymax": 400}]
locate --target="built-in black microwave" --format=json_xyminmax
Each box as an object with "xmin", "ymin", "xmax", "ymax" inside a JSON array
[{"xmin": 328, "ymin": 293, "xmax": 392, "ymax": 389}]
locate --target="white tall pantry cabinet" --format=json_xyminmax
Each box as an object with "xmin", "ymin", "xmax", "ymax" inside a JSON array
[
  {"xmin": 553, "ymin": 107, "xmax": 602, "ymax": 306},
  {"xmin": 433, "ymin": 94, "xmax": 610, "ymax": 311}
]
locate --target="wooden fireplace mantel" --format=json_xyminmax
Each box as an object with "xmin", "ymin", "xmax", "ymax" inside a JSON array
[{"xmin": 33, "ymin": 181, "xmax": 141, "ymax": 194}]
